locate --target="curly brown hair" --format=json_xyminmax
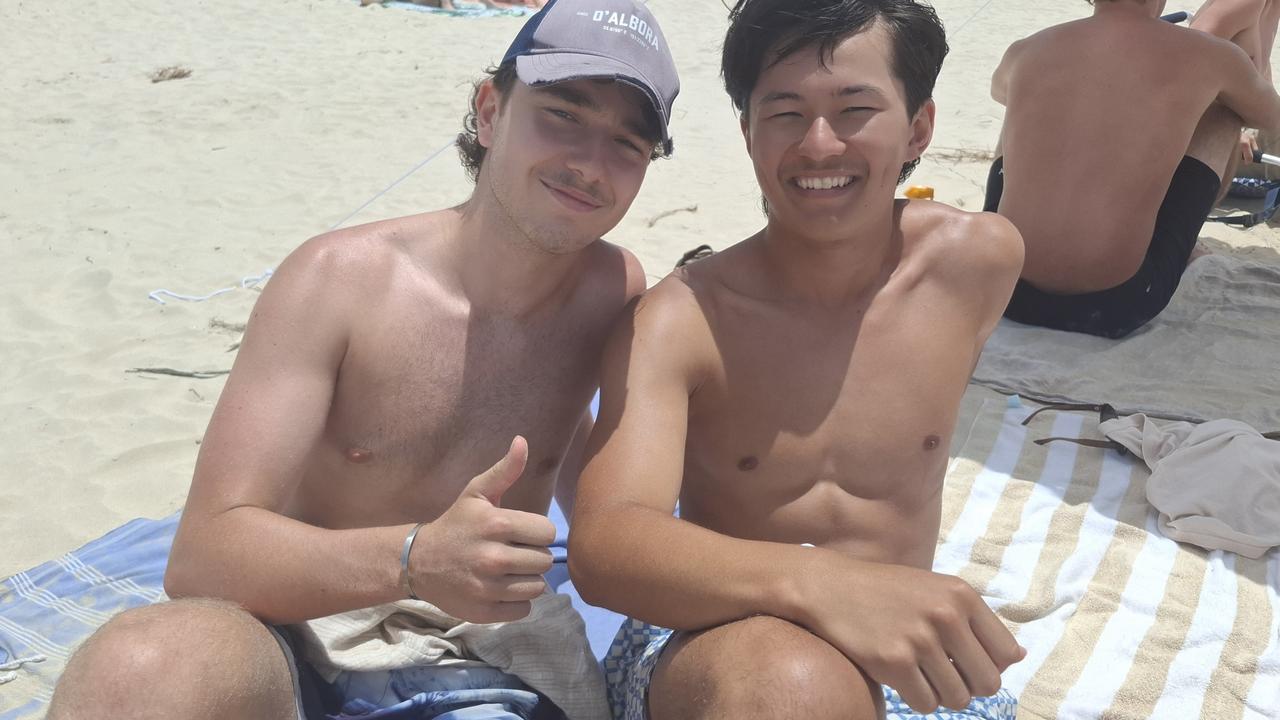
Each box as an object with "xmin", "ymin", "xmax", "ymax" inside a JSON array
[
  {"xmin": 457, "ymin": 61, "xmax": 520, "ymax": 183},
  {"xmin": 457, "ymin": 63, "xmax": 668, "ymax": 183}
]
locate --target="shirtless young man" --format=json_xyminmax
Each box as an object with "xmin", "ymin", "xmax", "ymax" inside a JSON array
[
  {"xmin": 568, "ymin": 1, "xmax": 1026, "ymax": 719},
  {"xmin": 1191, "ymin": 0, "xmax": 1280, "ymax": 160},
  {"xmin": 986, "ymin": 0, "xmax": 1280, "ymax": 339},
  {"xmin": 47, "ymin": 1, "xmax": 678, "ymax": 717}
]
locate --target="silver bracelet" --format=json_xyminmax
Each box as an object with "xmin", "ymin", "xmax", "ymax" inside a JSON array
[{"xmin": 400, "ymin": 522, "xmax": 427, "ymax": 601}]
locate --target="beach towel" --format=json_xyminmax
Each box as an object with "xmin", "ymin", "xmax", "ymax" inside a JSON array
[
  {"xmin": 0, "ymin": 505, "xmax": 618, "ymax": 720},
  {"xmin": 973, "ymin": 253, "xmax": 1280, "ymax": 429},
  {"xmin": 4, "ymin": 386, "xmax": 1279, "ymax": 719},
  {"xmin": 939, "ymin": 389, "xmax": 1279, "ymax": 719},
  {"xmin": 1097, "ymin": 413, "xmax": 1280, "ymax": 559}
]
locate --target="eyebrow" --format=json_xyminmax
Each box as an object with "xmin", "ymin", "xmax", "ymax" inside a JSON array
[
  {"xmin": 758, "ymin": 85, "xmax": 888, "ymax": 106},
  {"xmin": 539, "ymin": 83, "xmax": 656, "ymax": 143},
  {"xmin": 540, "ymin": 84, "xmax": 602, "ymax": 112}
]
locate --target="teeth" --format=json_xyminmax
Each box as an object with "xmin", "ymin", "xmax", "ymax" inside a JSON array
[{"xmin": 796, "ymin": 176, "xmax": 853, "ymax": 190}]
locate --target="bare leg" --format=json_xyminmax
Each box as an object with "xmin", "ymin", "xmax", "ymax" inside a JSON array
[
  {"xmin": 47, "ymin": 599, "xmax": 296, "ymax": 720},
  {"xmin": 648, "ymin": 615, "xmax": 886, "ymax": 720},
  {"xmin": 1186, "ymin": 103, "xmax": 1246, "ymax": 204}
]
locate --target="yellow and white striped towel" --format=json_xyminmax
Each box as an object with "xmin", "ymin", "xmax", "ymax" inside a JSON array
[{"xmin": 940, "ymin": 387, "xmax": 1278, "ymax": 720}]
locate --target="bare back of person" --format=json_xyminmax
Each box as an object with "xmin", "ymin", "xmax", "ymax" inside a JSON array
[
  {"xmin": 671, "ymin": 202, "xmax": 990, "ymax": 570},
  {"xmin": 995, "ymin": 16, "xmax": 1236, "ymax": 291}
]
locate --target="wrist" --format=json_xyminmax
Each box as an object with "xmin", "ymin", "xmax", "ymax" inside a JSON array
[
  {"xmin": 399, "ymin": 522, "xmax": 428, "ymax": 601},
  {"xmin": 767, "ymin": 545, "xmax": 826, "ymax": 630}
]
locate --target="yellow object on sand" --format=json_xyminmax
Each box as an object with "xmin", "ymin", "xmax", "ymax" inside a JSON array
[{"xmin": 904, "ymin": 185, "xmax": 934, "ymax": 199}]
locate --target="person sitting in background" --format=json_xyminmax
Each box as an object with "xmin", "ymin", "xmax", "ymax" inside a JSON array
[{"xmin": 986, "ymin": 0, "xmax": 1280, "ymax": 338}]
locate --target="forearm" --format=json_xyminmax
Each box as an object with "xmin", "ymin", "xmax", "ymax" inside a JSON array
[
  {"xmin": 165, "ymin": 506, "xmax": 410, "ymax": 624},
  {"xmin": 568, "ymin": 504, "xmax": 816, "ymax": 631}
]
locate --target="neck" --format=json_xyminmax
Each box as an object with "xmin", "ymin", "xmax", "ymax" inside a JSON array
[
  {"xmin": 755, "ymin": 204, "xmax": 900, "ymax": 309},
  {"xmin": 449, "ymin": 187, "xmax": 586, "ymax": 316},
  {"xmin": 1094, "ymin": 1, "xmax": 1159, "ymax": 19}
]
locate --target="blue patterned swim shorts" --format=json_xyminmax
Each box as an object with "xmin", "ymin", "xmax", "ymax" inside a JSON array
[{"xmin": 602, "ymin": 618, "xmax": 1017, "ymax": 720}]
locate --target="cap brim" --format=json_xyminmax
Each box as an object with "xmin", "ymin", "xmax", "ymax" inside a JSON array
[{"xmin": 515, "ymin": 53, "xmax": 672, "ymax": 148}]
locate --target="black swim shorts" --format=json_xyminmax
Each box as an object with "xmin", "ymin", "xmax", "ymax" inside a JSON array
[{"xmin": 983, "ymin": 155, "xmax": 1220, "ymax": 339}]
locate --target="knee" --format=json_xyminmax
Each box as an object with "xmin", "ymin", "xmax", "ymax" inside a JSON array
[
  {"xmin": 660, "ymin": 616, "xmax": 884, "ymax": 720},
  {"xmin": 48, "ymin": 598, "xmax": 294, "ymax": 719}
]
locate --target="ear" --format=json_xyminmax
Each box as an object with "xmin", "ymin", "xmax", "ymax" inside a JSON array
[
  {"xmin": 905, "ymin": 98, "xmax": 936, "ymax": 165},
  {"xmin": 475, "ymin": 80, "xmax": 504, "ymax": 150}
]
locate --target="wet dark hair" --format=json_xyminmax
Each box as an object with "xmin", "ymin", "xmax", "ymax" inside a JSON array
[
  {"xmin": 721, "ymin": 0, "xmax": 948, "ymax": 185},
  {"xmin": 457, "ymin": 61, "xmax": 668, "ymax": 184}
]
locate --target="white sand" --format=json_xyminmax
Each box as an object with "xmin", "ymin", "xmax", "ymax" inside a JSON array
[{"xmin": 2, "ymin": 0, "xmax": 1277, "ymax": 577}]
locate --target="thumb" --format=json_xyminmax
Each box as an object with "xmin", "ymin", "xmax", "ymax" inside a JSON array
[{"xmin": 466, "ymin": 436, "xmax": 529, "ymax": 504}]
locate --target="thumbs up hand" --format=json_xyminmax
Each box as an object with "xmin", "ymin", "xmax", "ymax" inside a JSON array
[{"xmin": 405, "ymin": 437, "xmax": 558, "ymax": 623}]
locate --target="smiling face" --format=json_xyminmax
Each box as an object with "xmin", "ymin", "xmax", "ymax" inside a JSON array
[
  {"xmin": 475, "ymin": 77, "xmax": 658, "ymax": 255},
  {"xmin": 743, "ymin": 22, "xmax": 935, "ymax": 243}
]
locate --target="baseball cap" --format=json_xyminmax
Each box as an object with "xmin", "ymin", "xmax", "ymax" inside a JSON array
[{"xmin": 501, "ymin": 0, "xmax": 680, "ymax": 155}]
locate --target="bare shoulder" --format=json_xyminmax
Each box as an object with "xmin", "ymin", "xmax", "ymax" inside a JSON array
[
  {"xmin": 900, "ymin": 200, "xmax": 1023, "ymax": 287},
  {"xmin": 271, "ymin": 216, "xmax": 417, "ymax": 300},
  {"xmin": 1173, "ymin": 17, "xmax": 1255, "ymax": 60},
  {"xmin": 602, "ymin": 262, "xmax": 716, "ymax": 390},
  {"xmin": 579, "ymin": 239, "xmax": 649, "ymax": 307},
  {"xmin": 1192, "ymin": 0, "xmax": 1267, "ymax": 35}
]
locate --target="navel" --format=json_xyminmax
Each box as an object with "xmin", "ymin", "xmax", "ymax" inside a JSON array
[
  {"xmin": 737, "ymin": 456, "xmax": 759, "ymax": 472},
  {"xmin": 922, "ymin": 435, "xmax": 941, "ymax": 451},
  {"xmin": 345, "ymin": 446, "xmax": 374, "ymax": 464}
]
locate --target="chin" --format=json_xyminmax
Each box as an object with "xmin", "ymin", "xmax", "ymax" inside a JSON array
[{"xmin": 525, "ymin": 226, "xmax": 599, "ymax": 255}]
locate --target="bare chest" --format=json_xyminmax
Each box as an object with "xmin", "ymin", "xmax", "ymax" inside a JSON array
[
  {"xmin": 684, "ymin": 299, "xmax": 976, "ymax": 513},
  {"xmin": 303, "ymin": 310, "xmax": 602, "ymax": 524}
]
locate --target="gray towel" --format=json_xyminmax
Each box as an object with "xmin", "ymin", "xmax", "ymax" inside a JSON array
[{"xmin": 973, "ymin": 254, "xmax": 1280, "ymax": 429}]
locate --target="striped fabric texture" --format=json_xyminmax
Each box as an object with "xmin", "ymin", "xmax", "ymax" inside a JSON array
[
  {"xmin": 2, "ymin": 386, "xmax": 1277, "ymax": 719},
  {"xmin": 940, "ymin": 390, "xmax": 1279, "ymax": 720}
]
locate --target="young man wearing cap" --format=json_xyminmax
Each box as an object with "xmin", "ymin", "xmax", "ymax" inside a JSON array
[
  {"xmin": 569, "ymin": 1, "xmax": 1025, "ymax": 719},
  {"xmin": 47, "ymin": 1, "xmax": 678, "ymax": 718}
]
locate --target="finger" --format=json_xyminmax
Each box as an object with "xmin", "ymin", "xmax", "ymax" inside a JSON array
[
  {"xmin": 919, "ymin": 647, "xmax": 973, "ymax": 711},
  {"xmin": 969, "ymin": 611, "xmax": 1025, "ymax": 672},
  {"xmin": 939, "ymin": 621, "xmax": 1003, "ymax": 698},
  {"xmin": 496, "ymin": 510, "xmax": 558, "ymax": 547},
  {"xmin": 507, "ymin": 545, "xmax": 556, "ymax": 575},
  {"xmin": 894, "ymin": 666, "xmax": 940, "ymax": 715},
  {"xmin": 492, "ymin": 575, "xmax": 549, "ymax": 602},
  {"xmin": 466, "ymin": 437, "xmax": 529, "ymax": 504}
]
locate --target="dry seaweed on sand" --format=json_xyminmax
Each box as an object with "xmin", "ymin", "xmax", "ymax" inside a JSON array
[
  {"xmin": 149, "ymin": 66, "xmax": 192, "ymax": 83},
  {"xmin": 127, "ymin": 367, "xmax": 229, "ymax": 379}
]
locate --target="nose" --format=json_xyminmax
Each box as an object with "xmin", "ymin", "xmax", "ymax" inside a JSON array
[
  {"xmin": 796, "ymin": 117, "xmax": 845, "ymax": 162},
  {"xmin": 563, "ymin": 129, "xmax": 611, "ymax": 184}
]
